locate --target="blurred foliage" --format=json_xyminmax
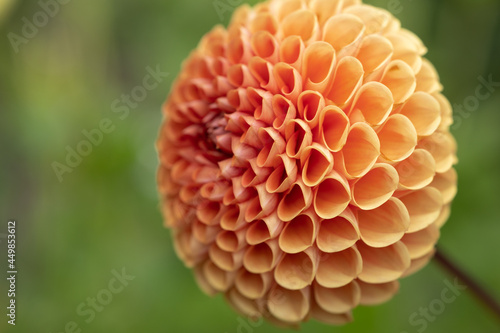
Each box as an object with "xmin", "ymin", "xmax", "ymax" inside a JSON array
[{"xmin": 0, "ymin": 0, "xmax": 499, "ymax": 332}]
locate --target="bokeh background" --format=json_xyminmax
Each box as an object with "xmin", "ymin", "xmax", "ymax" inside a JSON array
[{"xmin": 1, "ymin": 0, "xmax": 499, "ymax": 332}]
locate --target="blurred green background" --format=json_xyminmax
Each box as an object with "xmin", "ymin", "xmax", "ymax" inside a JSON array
[{"xmin": 0, "ymin": 0, "xmax": 499, "ymax": 332}]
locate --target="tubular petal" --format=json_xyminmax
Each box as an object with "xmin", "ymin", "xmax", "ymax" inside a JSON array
[
  {"xmin": 316, "ymin": 209, "xmax": 360, "ymax": 253},
  {"xmin": 273, "ymin": 62, "xmax": 303, "ymax": 103},
  {"xmin": 357, "ymin": 241, "xmax": 411, "ymax": 284},
  {"xmin": 377, "ymin": 114, "xmax": 417, "ymax": 162},
  {"xmin": 281, "ymin": 9, "xmax": 319, "ymax": 43},
  {"xmin": 401, "ymin": 224, "xmax": 439, "ymax": 259},
  {"xmin": 400, "ymin": 187, "xmax": 443, "ymax": 233},
  {"xmin": 302, "ymin": 41, "xmax": 336, "ymax": 93},
  {"xmin": 235, "ymin": 270, "xmax": 272, "ymax": 299},
  {"xmin": 243, "ymin": 239, "xmax": 281, "ymax": 273},
  {"xmin": 325, "ymin": 56, "xmax": 364, "ymax": 107},
  {"xmin": 298, "ymin": 90, "xmax": 326, "ymax": 128},
  {"xmin": 380, "ymin": 60, "xmax": 416, "ymax": 104},
  {"xmin": 313, "ymin": 170, "xmax": 351, "ymax": 219},
  {"xmin": 279, "ymin": 35, "xmax": 305, "ymax": 71},
  {"xmin": 396, "ymin": 149, "xmax": 436, "ymax": 190},
  {"xmin": 278, "ymin": 177, "xmax": 313, "ymax": 221},
  {"xmin": 357, "ymin": 197, "xmax": 410, "ymax": 248},
  {"xmin": 338, "ymin": 122, "xmax": 380, "ymax": 179},
  {"xmin": 285, "ymin": 119, "xmax": 313, "ymax": 159},
  {"xmin": 301, "ymin": 143, "xmax": 334, "ymax": 187},
  {"xmin": 275, "ymin": 247, "xmax": 319, "ymax": 290},
  {"xmin": 357, "ymin": 280, "xmax": 400, "ymax": 306},
  {"xmin": 323, "ymin": 13, "xmax": 364, "ymax": 52},
  {"xmin": 349, "ymin": 82, "xmax": 393, "ymax": 126},
  {"xmin": 318, "ymin": 105, "xmax": 350, "ymax": 152},
  {"xmin": 429, "ymin": 168, "xmax": 458, "ymax": 204},
  {"xmin": 279, "ymin": 213, "xmax": 318, "ymax": 253},
  {"xmin": 203, "ymin": 260, "xmax": 236, "ymax": 292},
  {"xmin": 355, "ymin": 35, "xmax": 393, "ymax": 75},
  {"xmin": 351, "ymin": 164, "xmax": 399, "ymax": 210},
  {"xmin": 268, "ymin": 285, "xmax": 310, "ymax": 323},
  {"xmin": 398, "ymin": 92, "xmax": 441, "ymax": 136},
  {"xmin": 316, "ymin": 247, "xmax": 362, "ymax": 288},
  {"xmin": 314, "ymin": 281, "xmax": 361, "ymax": 314}
]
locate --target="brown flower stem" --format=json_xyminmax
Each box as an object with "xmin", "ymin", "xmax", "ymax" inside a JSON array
[{"xmin": 434, "ymin": 247, "xmax": 500, "ymax": 320}]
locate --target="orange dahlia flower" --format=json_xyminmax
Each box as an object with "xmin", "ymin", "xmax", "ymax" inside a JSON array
[{"xmin": 157, "ymin": 0, "xmax": 457, "ymax": 326}]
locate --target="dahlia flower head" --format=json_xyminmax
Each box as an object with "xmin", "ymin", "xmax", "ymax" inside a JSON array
[{"xmin": 157, "ymin": 0, "xmax": 457, "ymax": 326}]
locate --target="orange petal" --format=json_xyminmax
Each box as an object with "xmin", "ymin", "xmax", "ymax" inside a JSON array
[
  {"xmin": 377, "ymin": 114, "xmax": 417, "ymax": 162},
  {"xmin": 357, "ymin": 279, "xmax": 400, "ymax": 306},
  {"xmin": 336, "ymin": 122, "xmax": 380, "ymax": 179},
  {"xmin": 400, "ymin": 187, "xmax": 443, "ymax": 233},
  {"xmin": 401, "ymin": 224, "xmax": 439, "ymax": 259},
  {"xmin": 281, "ymin": 9, "xmax": 319, "ymax": 43},
  {"xmin": 216, "ymin": 228, "xmax": 248, "ymax": 252},
  {"xmin": 316, "ymin": 208, "xmax": 360, "ymax": 253},
  {"xmin": 402, "ymin": 249, "xmax": 436, "ymax": 278},
  {"xmin": 316, "ymin": 246, "xmax": 362, "ymax": 288},
  {"xmin": 355, "ymin": 35, "xmax": 393, "ymax": 76},
  {"xmin": 418, "ymin": 131, "xmax": 456, "ymax": 173},
  {"xmin": 275, "ymin": 247, "xmax": 319, "ymax": 290},
  {"xmin": 323, "ymin": 13, "xmax": 364, "ymax": 52},
  {"xmin": 302, "ymin": 41, "xmax": 336, "ymax": 93},
  {"xmin": 203, "ymin": 260, "xmax": 236, "ymax": 292},
  {"xmin": 248, "ymin": 56, "xmax": 278, "ymax": 93},
  {"xmin": 429, "ymin": 168, "xmax": 458, "ymax": 205},
  {"xmin": 398, "ymin": 91, "xmax": 441, "ymax": 136},
  {"xmin": 273, "ymin": 62, "xmax": 303, "ymax": 103},
  {"xmin": 415, "ymin": 58, "xmax": 442, "ymax": 94},
  {"xmin": 351, "ymin": 163, "xmax": 399, "ymax": 210},
  {"xmin": 285, "ymin": 119, "xmax": 313, "ymax": 159},
  {"xmin": 272, "ymin": 94, "xmax": 297, "ymax": 133},
  {"xmin": 318, "ymin": 105, "xmax": 350, "ymax": 152},
  {"xmin": 357, "ymin": 241, "xmax": 411, "ymax": 283},
  {"xmin": 245, "ymin": 183, "xmax": 279, "ymax": 221},
  {"xmin": 310, "ymin": 301, "xmax": 353, "ymax": 326},
  {"xmin": 357, "ymin": 197, "xmax": 410, "ymax": 248},
  {"xmin": 209, "ymin": 243, "xmax": 245, "ymax": 271},
  {"xmin": 396, "ymin": 149, "xmax": 436, "ymax": 190},
  {"xmin": 257, "ymin": 126, "xmax": 285, "ymax": 167},
  {"xmin": 235, "ymin": 270, "xmax": 272, "ymax": 299},
  {"xmin": 246, "ymin": 214, "xmax": 284, "ymax": 245},
  {"xmin": 251, "ymin": 30, "xmax": 279, "ymax": 63},
  {"xmin": 313, "ymin": 170, "xmax": 351, "ymax": 219},
  {"xmin": 279, "ymin": 212, "xmax": 319, "ymax": 253},
  {"xmin": 298, "ymin": 91, "xmax": 325, "ymax": 130},
  {"xmin": 349, "ymin": 81, "xmax": 393, "ymax": 126},
  {"xmin": 277, "ymin": 177, "xmax": 313, "ymax": 221},
  {"xmin": 268, "ymin": 285, "xmax": 310, "ymax": 323},
  {"xmin": 279, "ymin": 35, "xmax": 305, "ymax": 72},
  {"xmin": 266, "ymin": 153, "xmax": 298, "ymax": 193},
  {"xmin": 301, "ymin": 142, "xmax": 334, "ymax": 187},
  {"xmin": 313, "ymin": 281, "xmax": 361, "ymax": 314},
  {"xmin": 225, "ymin": 287, "xmax": 261, "ymax": 318},
  {"xmin": 243, "ymin": 238, "xmax": 281, "ymax": 273},
  {"xmin": 227, "ymin": 64, "xmax": 260, "ymax": 89},
  {"xmin": 249, "ymin": 12, "xmax": 278, "ymax": 35},
  {"xmin": 380, "ymin": 60, "xmax": 416, "ymax": 104},
  {"xmin": 325, "ymin": 56, "xmax": 364, "ymax": 107}
]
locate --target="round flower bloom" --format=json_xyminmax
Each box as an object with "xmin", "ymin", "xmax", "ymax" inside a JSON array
[{"xmin": 157, "ymin": 0, "xmax": 457, "ymax": 326}]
